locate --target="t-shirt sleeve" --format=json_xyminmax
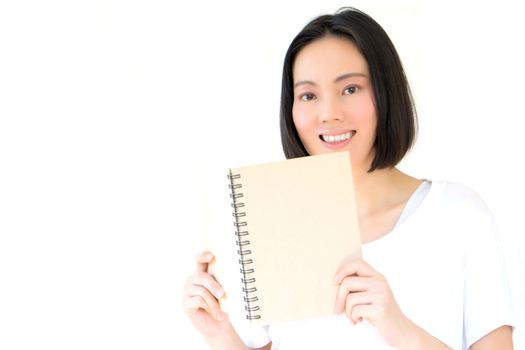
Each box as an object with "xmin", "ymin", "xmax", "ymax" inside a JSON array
[
  {"xmin": 463, "ymin": 212, "xmax": 514, "ymax": 348},
  {"xmin": 235, "ymin": 323, "xmax": 271, "ymax": 349}
]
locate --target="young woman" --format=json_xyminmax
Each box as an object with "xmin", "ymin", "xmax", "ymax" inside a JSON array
[{"xmin": 182, "ymin": 8, "xmax": 514, "ymax": 349}]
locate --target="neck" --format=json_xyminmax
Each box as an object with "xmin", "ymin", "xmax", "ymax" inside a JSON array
[{"xmin": 352, "ymin": 165, "xmax": 419, "ymax": 220}]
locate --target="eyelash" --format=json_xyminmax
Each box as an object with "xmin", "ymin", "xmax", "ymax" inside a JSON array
[
  {"xmin": 343, "ymin": 86, "xmax": 359, "ymax": 95},
  {"xmin": 298, "ymin": 86, "xmax": 360, "ymax": 101},
  {"xmin": 300, "ymin": 93, "xmax": 316, "ymax": 101}
]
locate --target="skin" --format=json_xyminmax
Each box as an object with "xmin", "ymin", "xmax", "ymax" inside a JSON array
[{"xmin": 181, "ymin": 35, "xmax": 513, "ymax": 350}]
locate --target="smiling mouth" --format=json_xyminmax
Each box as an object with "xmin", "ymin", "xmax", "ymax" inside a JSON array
[{"xmin": 319, "ymin": 131, "xmax": 356, "ymax": 143}]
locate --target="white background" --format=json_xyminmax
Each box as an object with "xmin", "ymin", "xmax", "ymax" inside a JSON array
[{"xmin": 0, "ymin": 0, "xmax": 523, "ymax": 349}]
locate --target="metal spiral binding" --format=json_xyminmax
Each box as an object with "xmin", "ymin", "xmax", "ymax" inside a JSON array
[{"xmin": 227, "ymin": 170, "xmax": 261, "ymax": 321}]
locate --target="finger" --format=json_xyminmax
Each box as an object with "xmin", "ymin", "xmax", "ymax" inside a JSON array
[
  {"xmin": 195, "ymin": 251, "xmax": 214, "ymax": 273},
  {"xmin": 183, "ymin": 295, "xmax": 210, "ymax": 316},
  {"xmin": 344, "ymin": 292, "xmax": 372, "ymax": 323},
  {"xmin": 187, "ymin": 285, "xmax": 225, "ymax": 321},
  {"xmin": 334, "ymin": 276, "xmax": 371, "ymax": 314},
  {"xmin": 351, "ymin": 304, "xmax": 376, "ymax": 324},
  {"xmin": 334, "ymin": 259, "xmax": 379, "ymax": 285},
  {"xmin": 182, "ymin": 282, "xmax": 211, "ymax": 314},
  {"xmin": 190, "ymin": 272, "xmax": 225, "ymax": 299}
]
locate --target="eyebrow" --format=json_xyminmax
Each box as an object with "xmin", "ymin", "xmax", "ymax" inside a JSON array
[{"xmin": 294, "ymin": 72, "xmax": 367, "ymax": 88}]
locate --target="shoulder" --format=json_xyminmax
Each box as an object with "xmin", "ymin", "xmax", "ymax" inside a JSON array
[
  {"xmin": 429, "ymin": 180, "xmax": 492, "ymax": 218},
  {"xmin": 423, "ymin": 180, "xmax": 496, "ymax": 244}
]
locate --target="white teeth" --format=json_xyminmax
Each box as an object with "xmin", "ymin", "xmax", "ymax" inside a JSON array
[{"xmin": 321, "ymin": 131, "xmax": 354, "ymax": 143}]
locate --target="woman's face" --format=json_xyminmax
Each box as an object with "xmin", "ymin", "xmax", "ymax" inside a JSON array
[{"xmin": 292, "ymin": 36, "xmax": 377, "ymax": 171}]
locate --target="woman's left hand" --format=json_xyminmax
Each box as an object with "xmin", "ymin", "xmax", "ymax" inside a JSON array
[{"xmin": 333, "ymin": 258, "xmax": 414, "ymax": 348}]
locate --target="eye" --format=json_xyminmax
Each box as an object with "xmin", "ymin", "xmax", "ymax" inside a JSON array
[
  {"xmin": 343, "ymin": 86, "xmax": 359, "ymax": 95},
  {"xmin": 299, "ymin": 93, "xmax": 316, "ymax": 101}
]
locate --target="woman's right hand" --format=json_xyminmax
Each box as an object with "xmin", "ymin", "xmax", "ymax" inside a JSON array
[{"xmin": 182, "ymin": 251, "xmax": 229, "ymax": 337}]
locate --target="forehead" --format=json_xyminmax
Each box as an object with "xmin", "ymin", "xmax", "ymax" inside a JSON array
[{"xmin": 293, "ymin": 36, "xmax": 369, "ymax": 81}]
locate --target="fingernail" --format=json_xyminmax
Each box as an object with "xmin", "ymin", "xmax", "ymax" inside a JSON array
[
  {"xmin": 214, "ymin": 289, "xmax": 224, "ymax": 299},
  {"xmin": 205, "ymin": 253, "xmax": 213, "ymax": 260}
]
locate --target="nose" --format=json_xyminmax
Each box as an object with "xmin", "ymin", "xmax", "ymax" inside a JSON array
[{"xmin": 319, "ymin": 96, "xmax": 344, "ymax": 123}]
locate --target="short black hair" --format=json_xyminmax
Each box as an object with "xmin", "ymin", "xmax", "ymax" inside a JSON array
[{"xmin": 279, "ymin": 7, "xmax": 417, "ymax": 172}]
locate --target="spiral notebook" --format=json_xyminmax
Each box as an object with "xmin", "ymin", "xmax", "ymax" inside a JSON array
[{"xmin": 206, "ymin": 151, "xmax": 362, "ymax": 326}]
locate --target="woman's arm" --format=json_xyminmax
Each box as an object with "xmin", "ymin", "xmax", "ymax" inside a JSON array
[
  {"xmin": 182, "ymin": 251, "xmax": 257, "ymax": 350},
  {"xmin": 334, "ymin": 259, "xmax": 514, "ymax": 350},
  {"xmin": 200, "ymin": 318, "xmax": 272, "ymax": 350},
  {"xmin": 203, "ymin": 319, "xmax": 251, "ymax": 350},
  {"xmin": 397, "ymin": 318, "xmax": 452, "ymax": 350},
  {"xmin": 470, "ymin": 326, "xmax": 513, "ymax": 350},
  {"xmin": 334, "ymin": 259, "xmax": 452, "ymax": 350}
]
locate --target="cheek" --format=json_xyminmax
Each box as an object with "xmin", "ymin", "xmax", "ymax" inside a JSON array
[
  {"xmin": 349, "ymin": 94, "xmax": 377, "ymax": 130},
  {"xmin": 292, "ymin": 104, "xmax": 314, "ymax": 133}
]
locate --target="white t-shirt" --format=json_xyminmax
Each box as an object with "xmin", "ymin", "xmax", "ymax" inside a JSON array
[{"xmin": 237, "ymin": 181, "xmax": 514, "ymax": 349}]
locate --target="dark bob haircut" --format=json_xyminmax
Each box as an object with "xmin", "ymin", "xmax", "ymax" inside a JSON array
[{"xmin": 279, "ymin": 7, "xmax": 417, "ymax": 172}]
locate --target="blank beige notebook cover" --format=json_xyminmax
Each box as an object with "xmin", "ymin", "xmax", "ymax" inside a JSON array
[{"xmin": 207, "ymin": 151, "xmax": 361, "ymax": 327}]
